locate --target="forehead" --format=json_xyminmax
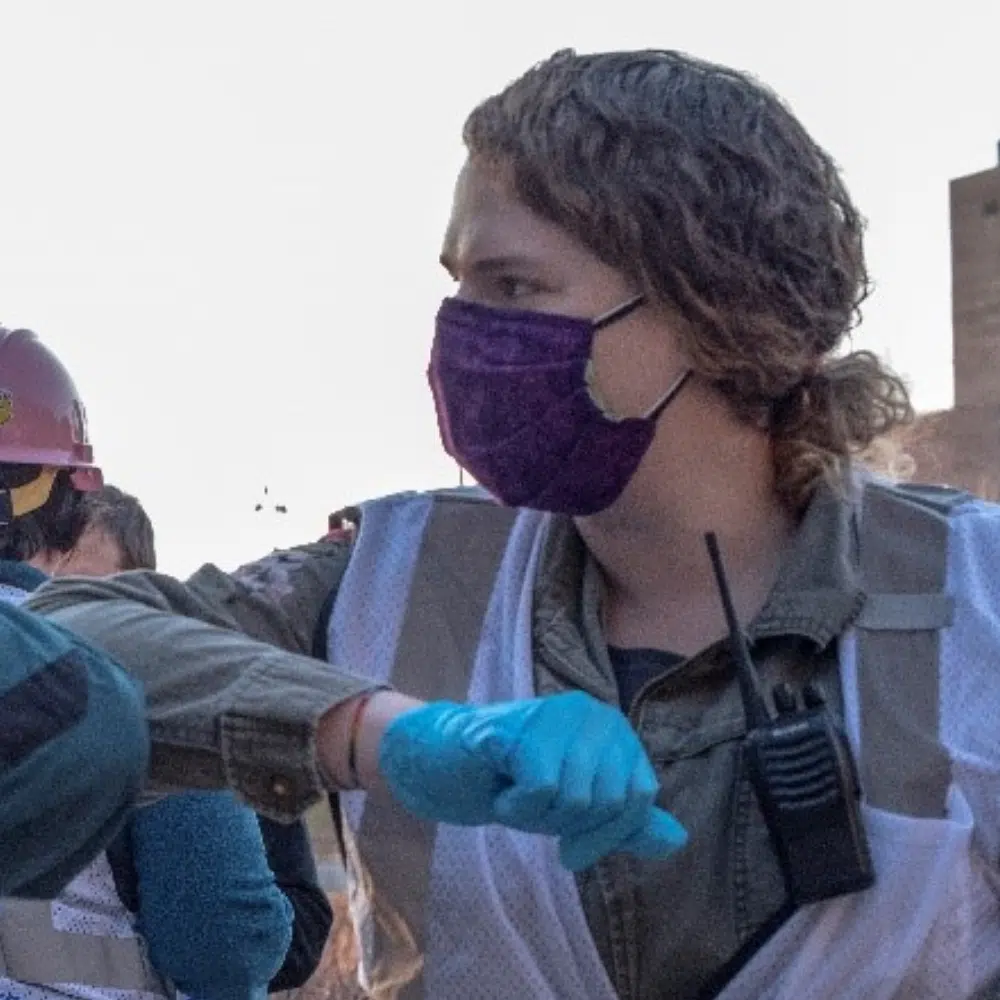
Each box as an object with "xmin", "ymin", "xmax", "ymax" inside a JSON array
[{"xmin": 441, "ymin": 160, "xmax": 593, "ymax": 271}]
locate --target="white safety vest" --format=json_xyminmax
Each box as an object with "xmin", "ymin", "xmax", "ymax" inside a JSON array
[
  {"xmin": 326, "ymin": 481, "xmax": 1000, "ymax": 1000},
  {"xmin": 0, "ymin": 583, "xmax": 171, "ymax": 1000}
]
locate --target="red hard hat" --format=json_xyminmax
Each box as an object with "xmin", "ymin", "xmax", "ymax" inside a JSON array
[{"xmin": 0, "ymin": 327, "xmax": 103, "ymax": 491}]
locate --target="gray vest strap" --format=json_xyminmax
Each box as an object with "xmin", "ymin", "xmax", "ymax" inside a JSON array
[
  {"xmin": 355, "ymin": 496, "xmax": 518, "ymax": 1000},
  {"xmin": 0, "ymin": 898, "xmax": 169, "ymax": 993},
  {"xmin": 855, "ymin": 481, "xmax": 955, "ymax": 818}
]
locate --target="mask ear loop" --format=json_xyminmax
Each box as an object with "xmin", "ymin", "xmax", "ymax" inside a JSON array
[
  {"xmin": 589, "ymin": 294, "xmax": 692, "ymax": 421},
  {"xmin": 644, "ymin": 369, "xmax": 693, "ymax": 420},
  {"xmin": 592, "ymin": 294, "xmax": 646, "ymax": 330}
]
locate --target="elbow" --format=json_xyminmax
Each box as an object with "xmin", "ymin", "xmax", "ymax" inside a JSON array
[{"xmin": 148, "ymin": 892, "xmax": 294, "ymax": 1000}]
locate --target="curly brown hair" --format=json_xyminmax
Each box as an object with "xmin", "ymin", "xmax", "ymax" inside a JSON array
[{"xmin": 463, "ymin": 49, "xmax": 913, "ymax": 511}]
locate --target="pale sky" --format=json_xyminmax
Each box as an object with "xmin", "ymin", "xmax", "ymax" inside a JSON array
[{"xmin": 1, "ymin": 1, "xmax": 998, "ymax": 575}]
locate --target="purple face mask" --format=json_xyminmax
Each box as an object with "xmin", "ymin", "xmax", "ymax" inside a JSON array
[{"xmin": 427, "ymin": 295, "xmax": 691, "ymax": 515}]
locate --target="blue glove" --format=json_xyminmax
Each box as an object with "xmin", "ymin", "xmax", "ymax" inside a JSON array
[{"xmin": 379, "ymin": 691, "xmax": 687, "ymax": 871}]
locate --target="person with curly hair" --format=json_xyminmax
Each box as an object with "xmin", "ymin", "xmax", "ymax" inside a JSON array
[{"xmin": 30, "ymin": 49, "xmax": 1000, "ymax": 999}]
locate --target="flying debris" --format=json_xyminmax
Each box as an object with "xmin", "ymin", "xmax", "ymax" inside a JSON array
[{"xmin": 254, "ymin": 485, "xmax": 288, "ymax": 515}]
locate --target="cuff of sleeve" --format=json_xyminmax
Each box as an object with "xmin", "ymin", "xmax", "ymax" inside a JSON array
[{"xmin": 221, "ymin": 658, "xmax": 380, "ymax": 822}]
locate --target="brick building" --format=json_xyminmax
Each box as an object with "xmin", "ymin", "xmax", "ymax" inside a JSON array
[{"xmin": 891, "ymin": 149, "xmax": 1000, "ymax": 497}]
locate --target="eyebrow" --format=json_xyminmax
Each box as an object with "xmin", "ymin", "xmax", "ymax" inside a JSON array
[{"xmin": 439, "ymin": 252, "xmax": 543, "ymax": 278}]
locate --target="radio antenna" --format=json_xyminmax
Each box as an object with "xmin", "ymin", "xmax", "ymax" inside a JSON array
[{"xmin": 704, "ymin": 531, "xmax": 772, "ymax": 728}]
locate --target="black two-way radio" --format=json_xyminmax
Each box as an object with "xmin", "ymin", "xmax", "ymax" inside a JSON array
[{"xmin": 704, "ymin": 532, "xmax": 875, "ymax": 905}]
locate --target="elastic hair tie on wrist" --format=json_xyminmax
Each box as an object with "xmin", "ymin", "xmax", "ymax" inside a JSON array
[{"xmin": 346, "ymin": 692, "xmax": 375, "ymax": 790}]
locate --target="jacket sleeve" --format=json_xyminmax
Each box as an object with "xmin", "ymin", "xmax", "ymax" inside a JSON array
[
  {"xmin": 258, "ymin": 814, "xmax": 334, "ymax": 991},
  {"xmin": 23, "ymin": 540, "xmax": 375, "ymax": 822},
  {"xmin": 0, "ymin": 602, "xmax": 148, "ymax": 899},
  {"xmin": 131, "ymin": 791, "xmax": 293, "ymax": 1000},
  {"xmin": 193, "ymin": 537, "xmax": 355, "ymax": 657}
]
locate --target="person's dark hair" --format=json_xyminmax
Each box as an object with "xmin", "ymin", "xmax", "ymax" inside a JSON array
[
  {"xmin": 0, "ymin": 464, "xmax": 88, "ymax": 562},
  {"xmin": 463, "ymin": 49, "xmax": 913, "ymax": 510},
  {"xmin": 80, "ymin": 485, "xmax": 156, "ymax": 570},
  {"xmin": 327, "ymin": 506, "xmax": 361, "ymax": 534}
]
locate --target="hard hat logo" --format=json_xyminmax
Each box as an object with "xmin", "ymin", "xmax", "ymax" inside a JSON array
[{"xmin": 0, "ymin": 391, "xmax": 11, "ymax": 428}]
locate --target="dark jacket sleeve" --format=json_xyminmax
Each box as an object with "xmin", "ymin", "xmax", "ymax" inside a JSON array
[
  {"xmin": 258, "ymin": 815, "xmax": 334, "ymax": 991},
  {"xmin": 0, "ymin": 602, "xmax": 148, "ymax": 898},
  {"xmin": 197, "ymin": 537, "xmax": 355, "ymax": 657},
  {"xmin": 24, "ymin": 537, "xmax": 377, "ymax": 822}
]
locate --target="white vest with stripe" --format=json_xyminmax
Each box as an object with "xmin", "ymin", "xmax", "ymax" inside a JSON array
[
  {"xmin": 0, "ymin": 583, "xmax": 171, "ymax": 1000},
  {"xmin": 327, "ymin": 483, "xmax": 1000, "ymax": 1000}
]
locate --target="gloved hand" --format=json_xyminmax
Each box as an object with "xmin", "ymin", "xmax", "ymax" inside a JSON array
[{"xmin": 379, "ymin": 690, "xmax": 687, "ymax": 871}]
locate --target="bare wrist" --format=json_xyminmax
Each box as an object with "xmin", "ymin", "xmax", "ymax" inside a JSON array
[{"xmin": 317, "ymin": 690, "xmax": 422, "ymax": 792}]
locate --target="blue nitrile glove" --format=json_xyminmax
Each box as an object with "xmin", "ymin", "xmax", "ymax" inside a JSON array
[{"xmin": 379, "ymin": 691, "xmax": 687, "ymax": 872}]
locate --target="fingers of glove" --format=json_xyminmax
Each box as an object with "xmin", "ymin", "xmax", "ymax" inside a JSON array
[
  {"xmin": 585, "ymin": 738, "xmax": 632, "ymax": 818},
  {"xmin": 493, "ymin": 782, "xmax": 564, "ymax": 831},
  {"xmin": 457, "ymin": 701, "xmax": 530, "ymax": 771},
  {"xmin": 557, "ymin": 802, "xmax": 652, "ymax": 872},
  {"xmin": 558, "ymin": 805, "xmax": 687, "ymax": 872},
  {"xmin": 493, "ymin": 719, "xmax": 582, "ymax": 830},
  {"xmin": 521, "ymin": 691, "xmax": 639, "ymax": 805},
  {"xmin": 592, "ymin": 732, "xmax": 658, "ymax": 810},
  {"xmin": 496, "ymin": 695, "xmax": 651, "ymax": 834},
  {"xmin": 616, "ymin": 807, "xmax": 689, "ymax": 860},
  {"xmin": 495, "ymin": 742, "xmax": 641, "ymax": 836},
  {"xmin": 494, "ymin": 702, "xmax": 582, "ymax": 826},
  {"xmin": 559, "ymin": 693, "xmax": 659, "ymax": 805},
  {"xmin": 581, "ymin": 743, "xmax": 661, "ymax": 846},
  {"xmin": 556, "ymin": 701, "xmax": 627, "ymax": 803},
  {"xmin": 624, "ymin": 744, "xmax": 660, "ymax": 804},
  {"xmin": 546, "ymin": 734, "xmax": 639, "ymax": 836}
]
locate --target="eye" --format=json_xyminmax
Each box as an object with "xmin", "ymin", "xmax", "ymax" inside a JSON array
[{"xmin": 494, "ymin": 274, "xmax": 540, "ymax": 302}]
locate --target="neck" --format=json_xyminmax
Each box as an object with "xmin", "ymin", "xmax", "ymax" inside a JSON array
[
  {"xmin": 27, "ymin": 550, "xmax": 61, "ymax": 576},
  {"xmin": 576, "ymin": 399, "xmax": 795, "ymax": 653}
]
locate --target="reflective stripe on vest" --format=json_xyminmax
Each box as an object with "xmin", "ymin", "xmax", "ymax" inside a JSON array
[
  {"xmin": 0, "ymin": 898, "xmax": 168, "ymax": 993},
  {"xmin": 0, "ymin": 582, "xmax": 171, "ymax": 998},
  {"xmin": 331, "ymin": 492, "xmax": 618, "ymax": 1000},
  {"xmin": 350, "ymin": 495, "xmax": 520, "ymax": 1000}
]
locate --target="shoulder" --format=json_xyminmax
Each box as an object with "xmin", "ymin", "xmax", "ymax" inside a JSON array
[
  {"xmin": 230, "ymin": 488, "xmax": 500, "ymax": 602},
  {"xmin": 942, "ymin": 496, "xmax": 1000, "ymax": 607},
  {"xmin": 229, "ymin": 537, "xmax": 355, "ymax": 605},
  {"xmin": 218, "ymin": 489, "xmax": 513, "ymax": 654},
  {"xmin": 861, "ymin": 477, "xmax": 1000, "ymax": 589},
  {"xmin": 862, "ymin": 477, "xmax": 978, "ymax": 519}
]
